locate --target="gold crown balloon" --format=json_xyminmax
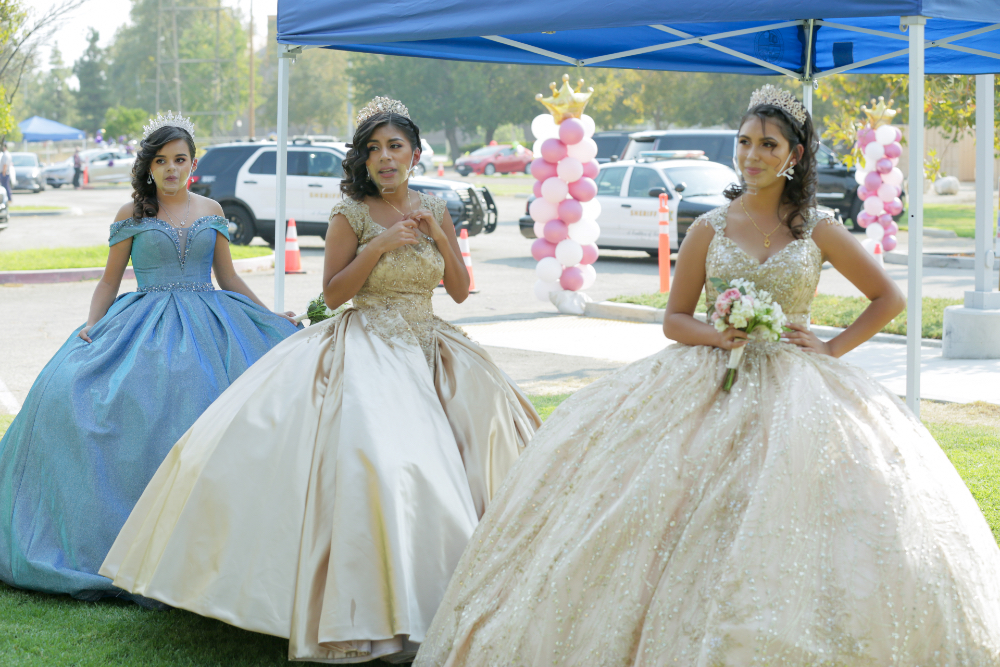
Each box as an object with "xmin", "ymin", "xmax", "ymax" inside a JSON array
[
  {"xmin": 536, "ymin": 74, "xmax": 594, "ymax": 124},
  {"xmin": 861, "ymin": 96, "xmax": 897, "ymax": 129}
]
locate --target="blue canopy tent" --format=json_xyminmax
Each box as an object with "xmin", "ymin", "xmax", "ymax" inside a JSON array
[
  {"xmin": 17, "ymin": 116, "xmax": 86, "ymax": 142},
  {"xmin": 274, "ymin": 0, "xmax": 1000, "ymax": 415}
]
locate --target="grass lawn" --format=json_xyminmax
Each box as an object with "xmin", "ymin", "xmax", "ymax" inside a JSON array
[
  {"xmin": 610, "ymin": 292, "xmax": 960, "ymax": 339},
  {"xmin": 467, "ymin": 174, "xmax": 534, "ymax": 198},
  {"xmin": 0, "ymin": 246, "xmax": 273, "ymax": 272},
  {"xmin": 9, "ymin": 205, "xmax": 69, "ymax": 212},
  {"xmin": 898, "ymin": 203, "xmax": 983, "ymax": 238},
  {"xmin": 0, "ymin": 396, "xmax": 995, "ymax": 665}
]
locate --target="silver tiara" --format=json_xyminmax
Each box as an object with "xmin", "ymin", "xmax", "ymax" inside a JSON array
[
  {"xmin": 748, "ymin": 84, "xmax": 807, "ymax": 126},
  {"xmin": 142, "ymin": 111, "xmax": 195, "ymax": 140},
  {"xmin": 356, "ymin": 97, "xmax": 409, "ymax": 126}
]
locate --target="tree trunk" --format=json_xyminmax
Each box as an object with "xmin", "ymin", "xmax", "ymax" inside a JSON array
[
  {"xmin": 484, "ymin": 125, "xmax": 496, "ymax": 145},
  {"xmin": 521, "ymin": 123, "xmax": 533, "ymax": 145},
  {"xmin": 446, "ymin": 123, "xmax": 462, "ymax": 162}
]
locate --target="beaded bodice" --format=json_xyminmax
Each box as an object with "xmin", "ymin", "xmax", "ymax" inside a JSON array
[
  {"xmin": 701, "ymin": 203, "xmax": 835, "ymax": 327},
  {"xmin": 109, "ymin": 216, "xmax": 230, "ymax": 293},
  {"xmin": 330, "ymin": 193, "xmax": 466, "ymax": 367}
]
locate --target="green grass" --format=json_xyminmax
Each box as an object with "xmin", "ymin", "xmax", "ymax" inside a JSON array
[
  {"xmin": 528, "ymin": 393, "xmax": 573, "ymax": 421},
  {"xmin": 930, "ymin": 421, "xmax": 1000, "ymax": 542},
  {"xmin": 611, "ymin": 292, "xmax": 960, "ymax": 339},
  {"xmin": 0, "ymin": 246, "xmax": 272, "ymax": 272},
  {"xmin": 9, "ymin": 205, "xmax": 68, "ymax": 212},
  {"xmin": 898, "ymin": 203, "xmax": 981, "ymax": 238}
]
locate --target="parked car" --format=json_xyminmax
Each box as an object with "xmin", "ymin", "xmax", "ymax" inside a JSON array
[
  {"xmin": 189, "ymin": 142, "xmax": 498, "ymax": 245},
  {"xmin": 620, "ymin": 129, "xmax": 893, "ymax": 227},
  {"xmin": 591, "ymin": 130, "xmax": 631, "ymax": 163},
  {"xmin": 414, "ymin": 139, "xmax": 435, "ymax": 176},
  {"xmin": 76, "ymin": 148, "xmax": 136, "ymax": 184},
  {"xmin": 454, "ymin": 144, "xmax": 533, "ymax": 176},
  {"xmin": 11, "ymin": 153, "xmax": 45, "ymax": 192},
  {"xmin": 0, "ymin": 189, "xmax": 9, "ymax": 234},
  {"xmin": 41, "ymin": 158, "xmax": 74, "ymax": 188}
]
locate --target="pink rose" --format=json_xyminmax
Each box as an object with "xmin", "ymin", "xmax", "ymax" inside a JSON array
[{"xmin": 721, "ymin": 288, "xmax": 742, "ymax": 302}]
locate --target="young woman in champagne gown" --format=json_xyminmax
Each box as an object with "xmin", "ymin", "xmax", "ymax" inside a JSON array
[
  {"xmin": 100, "ymin": 98, "xmax": 540, "ymax": 662},
  {"xmin": 0, "ymin": 115, "xmax": 299, "ymax": 604},
  {"xmin": 413, "ymin": 86, "xmax": 1000, "ymax": 666}
]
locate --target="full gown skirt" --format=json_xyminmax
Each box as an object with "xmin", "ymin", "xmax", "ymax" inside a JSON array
[
  {"xmin": 0, "ymin": 216, "xmax": 299, "ymax": 601},
  {"xmin": 101, "ymin": 195, "xmax": 541, "ymax": 662},
  {"xmin": 413, "ymin": 205, "xmax": 1000, "ymax": 667}
]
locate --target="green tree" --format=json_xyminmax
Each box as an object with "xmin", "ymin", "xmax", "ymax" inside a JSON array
[
  {"xmin": 23, "ymin": 45, "xmax": 76, "ymax": 125},
  {"xmin": 103, "ymin": 105, "xmax": 146, "ymax": 139},
  {"xmin": 74, "ymin": 28, "xmax": 112, "ymax": 134}
]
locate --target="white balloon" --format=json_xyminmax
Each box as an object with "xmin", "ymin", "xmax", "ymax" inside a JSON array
[
  {"xmin": 533, "ymin": 279, "xmax": 560, "ymax": 302},
  {"xmin": 865, "ymin": 222, "xmax": 885, "ymax": 242},
  {"xmin": 532, "ymin": 138, "xmax": 545, "ymax": 157},
  {"xmin": 863, "ymin": 141, "xmax": 885, "ymax": 162},
  {"xmin": 541, "ymin": 176, "xmax": 569, "ymax": 204},
  {"xmin": 854, "ymin": 168, "xmax": 867, "ymax": 186},
  {"xmin": 580, "ymin": 114, "xmax": 596, "ymax": 139},
  {"xmin": 557, "ymin": 156, "xmax": 584, "ymax": 183},
  {"xmin": 531, "ymin": 114, "xmax": 558, "ymax": 140},
  {"xmin": 536, "ymin": 256, "xmax": 563, "ymax": 283},
  {"xmin": 580, "ymin": 263, "xmax": 597, "ymax": 290},
  {"xmin": 883, "ymin": 167, "xmax": 904, "ymax": 187},
  {"xmin": 860, "ymin": 238, "xmax": 879, "ymax": 254},
  {"xmin": 875, "ymin": 125, "xmax": 897, "ymax": 146},
  {"xmin": 566, "ymin": 137, "xmax": 598, "ymax": 163},
  {"xmin": 529, "ymin": 197, "xmax": 559, "ymax": 224},
  {"xmin": 568, "ymin": 219, "xmax": 601, "ymax": 245},
  {"xmin": 581, "ymin": 198, "xmax": 602, "ymax": 220},
  {"xmin": 533, "ymin": 220, "xmax": 546, "ymax": 238},
  {"xmin": 555, "ymin": 238, "xmax": 584, "ymax": 267}
]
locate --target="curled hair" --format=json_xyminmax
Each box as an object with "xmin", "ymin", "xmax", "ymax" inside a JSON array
[
  {"xmin": 724, "ymin": 104, "xmax": 817, "ymax": 239},
  {"xmin": 131, "ymin": 126, "xmax": 197, "ymax": 220},
  {"xmin": 340, "ymin": 111, "xmax": 421, "ymax": 202}
]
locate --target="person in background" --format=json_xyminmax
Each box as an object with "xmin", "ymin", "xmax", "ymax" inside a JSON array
[
  {"xmin": 73, "ymin": 148, "xmax": 83, "ymax": 189},
  {"xmin": 1, "ymin": 142, "xmax": 15, "ymax": 201}
]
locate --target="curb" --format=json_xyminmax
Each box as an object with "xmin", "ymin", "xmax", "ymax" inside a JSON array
[
  {"xmin": 583, "ymin": 300, "xmax": 943, "ymax": 349},
  {"xmin": 10, "ymin": 209, "xmax": 71, "ymax": 217},
  {"xmin": 884, "ymin": 252, "xmax": 982, "ymax": 270},
  {"xmin": 0, "ymin": 253, "xmax": 275, "ymax": 285}
]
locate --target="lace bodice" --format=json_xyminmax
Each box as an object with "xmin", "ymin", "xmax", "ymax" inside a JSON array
[
  {"xmin": 108, "ymin": 216, "xmax": 230, "ymax": 292},
  {"xmin": 699, "ymin": 203, "xmax": 837, "ymax": 327},
  {"xmin": 330, "ymin": 193, "xmax": 466, "ymax": 367}
]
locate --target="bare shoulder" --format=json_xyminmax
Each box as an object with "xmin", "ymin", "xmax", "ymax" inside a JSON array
[
  {"xmin": 810, "ymin": 212, "xmax": 852, "ymax": 249},
  {"xmin": 191, "ymin": 192, "xmax": 224, "ymax": 217},
  {"xmin": 114, "ymin": 202, "xmax": 134, "ymax": 222}
]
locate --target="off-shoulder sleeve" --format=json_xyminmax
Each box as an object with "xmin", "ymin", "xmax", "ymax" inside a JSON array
[
  {"xmin": 421, "ymin": 193, "xmax": 448, "ymax": 223},
  {"xmin": 206, "ymin": 215, "xmax": 231, "ymax": 242},
  {"xmin": 802, "ymin": 207, "xmax": 840, "ymax": 237},
  {"xmin": 109, "ymin": 218, "xmax": 145, "ymax": 246},
  {"xmin": 329, "ymin": 199, "xmax": 367, "ymax": 240}
]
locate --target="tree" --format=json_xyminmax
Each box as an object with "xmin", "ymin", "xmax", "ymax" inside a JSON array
[
  {"xmin": 22, "ymin": 45, "xmax": 76, "ymax": 125},
  {"xmin": 74, "ymin": 28, "xmax": 112, "ymax": 134},
  {"xmin": 103, "ymin": 105, "xmax": 146, "ymax": 139}
]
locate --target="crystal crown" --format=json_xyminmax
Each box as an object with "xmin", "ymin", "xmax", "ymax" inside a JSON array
[
  {"xmin": 142, "ymin": 111, "xmax": 195, "ymax": 140},
  {"xmin": 747, "ymin": 84, "xmax": 807, "ymax": 126}
]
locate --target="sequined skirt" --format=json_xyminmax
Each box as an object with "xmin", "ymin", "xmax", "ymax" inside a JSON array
[
  {"xmin": 415, "ymin": 341, "xmax": 1000, "ymax": 666},
  {"xmin": 0, "ymin": 288, "xmax": 299, "ymax": 599}
]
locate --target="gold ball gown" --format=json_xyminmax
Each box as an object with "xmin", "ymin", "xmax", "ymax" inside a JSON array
[
  {"xmin": 414, "ymin": 204, "xmax": 1000, "ymax": 667},
  {"xmin": 100, "ymin": 194, "xmax": 541, "ymax": 663}
]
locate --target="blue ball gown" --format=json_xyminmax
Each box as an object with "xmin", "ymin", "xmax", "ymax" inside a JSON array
[{"xmin": 0, "ymin": 215, "xmax": 299, "ymax": 602}]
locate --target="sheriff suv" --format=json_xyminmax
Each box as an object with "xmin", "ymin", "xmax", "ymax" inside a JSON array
[{"xmin": 190, "ymin": 142, "xmax": 497, "ymax": 244}]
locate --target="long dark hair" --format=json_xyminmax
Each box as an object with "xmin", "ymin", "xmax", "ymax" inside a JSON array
[
  {"xmin": 131, "ymin": 125, "xmax": 197, "ymax": 220},
  {"xmin": 724, "ymin": 104, "xmax": 817, "ymax": 239},
  {"xmin": 340, "ymin": 112, "xmax": 421, "ymax": 202}
]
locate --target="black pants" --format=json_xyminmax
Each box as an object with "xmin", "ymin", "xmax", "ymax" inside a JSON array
[{"xmin": 73, "ymin": 168, "xmax": 82, "ymax": 188}]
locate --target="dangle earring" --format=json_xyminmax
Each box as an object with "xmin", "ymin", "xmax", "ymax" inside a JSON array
[
  {"xmin": 775, "ymin": 153, "xmax": 796, "ymax": 181},
  {"xmin": 147, "ymin": 172, "xmax": 154, "ymax": 185}
]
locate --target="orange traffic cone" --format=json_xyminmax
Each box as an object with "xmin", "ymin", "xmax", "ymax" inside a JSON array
[
  {"xmin": 657, "ymin": 193, "xmax": 671, "ymax": 293},
  {"xmin": 82, "ymin": 163, "xmax": 90, "ymax": 189},
  {"xmin": 284, "ymin": 218, "xmax": 306, "ymax": 274},
  {"xmin": 437, "ymin": 164, "xmax": 445, "ymax": 177},
  {"xmin": 458, "ymin": 228, "xmax": 478, "ymax": 293}
]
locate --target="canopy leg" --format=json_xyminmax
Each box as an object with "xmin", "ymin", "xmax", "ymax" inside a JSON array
[
  {"xmin": 903, "ymin": 16, "xmax": 925, "ymax": 416},
  {"xmin": 274, "ymin": 45, "xmax": 297, "ymax": 312}
]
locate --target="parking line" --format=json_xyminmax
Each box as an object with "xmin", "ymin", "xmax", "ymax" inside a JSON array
[{"xmin": 0, "ymin": 376, "xmax": 20, "ymax": 415}]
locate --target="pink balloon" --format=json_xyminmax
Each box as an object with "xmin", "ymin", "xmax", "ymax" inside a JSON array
[
  {"xmin": 876, "ymin": 158, "xmax": 893, "ymax": 174},
  {"xmin": 893, "ymin": 127, "xmax": 902, "ymax": 142},
  {"xmin": 886, "ymin": 197, "xmax": 904, "ymax": 216},
  {"xmin": 580, "ymin": 243, "xmax": 599, "ymax": 265},
  {"xmin": 885, "ymin": 220, "xmax": 899, "ymax": 236},
  {"xmin": 543, "ymin": 219, "xmax": 569, "ymax": 243},
  {"xmin": 859, "ymin": 128, "xmax": 876, "ymax": 147},
  {"xmin": 558, "ymin": 198, "xmax": 584, "ymax": 223},
  {"xmin": 560, "ymin": 266, "xmax": 585, "ymax": 291},
  {"xmin": 863, "ymin": 196, "xmax": 885, "ymax": 216},
  {"xmin": 567, "ymin": 177, "xmax": 597, "ymax": 202},
  {"xmin": 558, "ymin": 118, "xmax": 586, "ymax": 145},
  {"xmin": 864, "ymin": 171, "xmax": 883, "ymax": 191},
  {"xmin": 541, "ymin": 138, "xmax": 568, "ymax": 164},
  {"xmin": 877, "ymin": 213, "xmax": 893, "ymax": 226},
  {"xmin": 530, "ymin": 158, "xmax": 557, "ymax": 181},
  {"xmin": 856, "ymin": 127, "xmax": 867, "ymax": 142},
  {"xmin": 884, "ymin": 142, "xmax": 902, "ymax": 159},
  {"xmin": 882, "ymin": 234, "xmax": 898, "ymax": 252},
  {"xmin": 531, "ymin": 237, "xmax": 557, "ymax": 261},
  {"xmin": 856, "ymin": 185, "xmax": 872, "ymax": 201},
  {"xmin": 857, "ymin": 211, "xmax": 875, "ymax": 228},
  {"xmin": 533, "ymin": 180, "xmax": 543, "ymax": 198},
  {"xmin": 877, "ymin": 182, "xmax": 898, "ymax": 202},
  {"xmin": 582, "ymin": 159, "xmax": 600, "ymax": 179}
]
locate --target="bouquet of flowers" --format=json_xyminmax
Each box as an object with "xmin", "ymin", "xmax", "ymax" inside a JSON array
[
  {"xmin": 295, "ymin": 294, "xmax": 349, "ymax": 326},
  {"xmin": 709, "ymin": 277, "xmax": 787, "ymax": 391}
]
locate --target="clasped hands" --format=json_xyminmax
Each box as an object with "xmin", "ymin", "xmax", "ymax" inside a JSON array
[{"xmin": 379, "ymin": 209, "xmax": 444, "ymax": 252}]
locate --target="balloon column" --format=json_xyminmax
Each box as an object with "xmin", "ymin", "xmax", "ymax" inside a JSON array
[
  {"xmin": 529, "ymin": 74, "xmax": 601, "ymax": 312},
  {"xmin": 853, "ymin": 97, "xmax": 903, "ymax": 255}
]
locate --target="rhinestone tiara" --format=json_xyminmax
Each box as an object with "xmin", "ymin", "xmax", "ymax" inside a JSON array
[
  {"xmin": 747, "ymin": 84, "xmax": 808, "ymax": 126},
  {"xmin": 142, "ymin": 111, "xmax": 195, "ymax": 140},
  {"xmin": 356, "ymin": 96, "xmax": 410, "ymax": 126}
]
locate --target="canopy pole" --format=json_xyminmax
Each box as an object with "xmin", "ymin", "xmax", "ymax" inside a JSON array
[
  {"xmin": 902, "ymin": 15, "xmax": 926, "ymax": 416},
  {"xmin": 802, "ymin": 82, "xmax": 813, "ymax": 115},
  {"xmin": 972, "ymin": 74, "xmax": 997, "ymax": 300},
  {"xmin": 274, "ymin": 45, "xmax": 299, "ymax": 311},
  {"xmin": 802, "ymin": 18, "xmax": 815, "ymax": 114}
]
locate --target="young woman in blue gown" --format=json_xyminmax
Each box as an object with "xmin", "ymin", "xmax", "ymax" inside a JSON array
[{"xmin": 0, "ymin": 114, "xmax": 300, "ymax": 604}]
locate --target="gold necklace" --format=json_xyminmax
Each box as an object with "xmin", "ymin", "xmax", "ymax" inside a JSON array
[
  {"xmin": 740, "ymin": 196, "xmax": 783, "ymax": 248},
  {"xmin": 381, "ymin": 190, "xmax": 413, "ymax": 220}
]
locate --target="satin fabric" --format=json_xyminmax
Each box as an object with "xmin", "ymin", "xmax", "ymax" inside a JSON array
[
  {"xmin": 0, "ymin": 216, "xmax": 299, "ymax": 600},
  {"xmin": 101, "ymin": 309, "xmax": 538, "ymax": 662}
]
